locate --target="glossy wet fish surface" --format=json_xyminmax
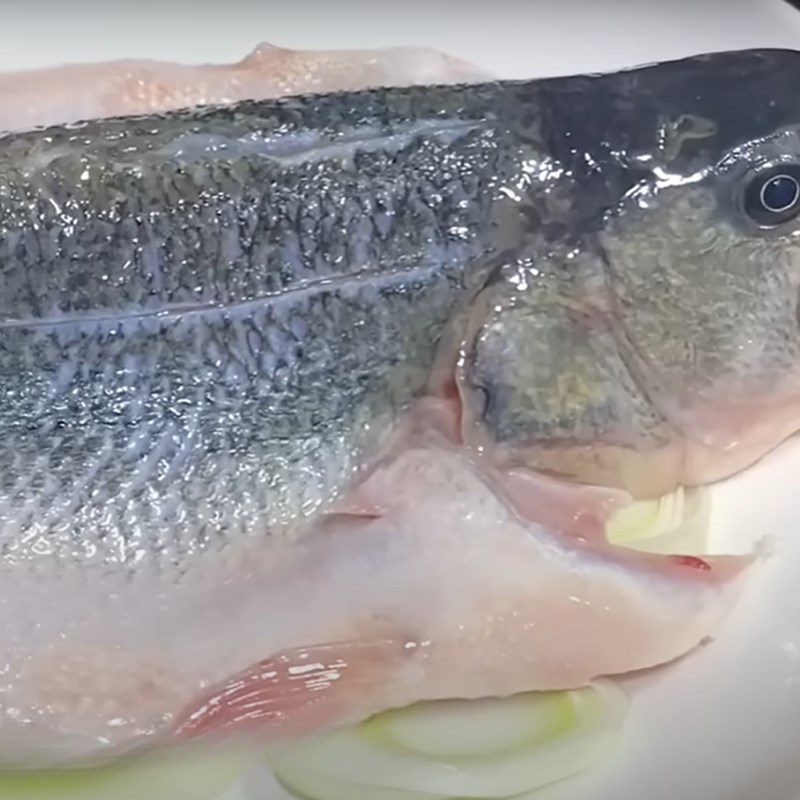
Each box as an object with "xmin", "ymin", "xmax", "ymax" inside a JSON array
[
  {"xmin": 0, "ymin": 79, "xmax": 516, "ymax": 567},
  {"xmin": 0, "ymin": 47, "xmax": 798, "ymax": 766}
]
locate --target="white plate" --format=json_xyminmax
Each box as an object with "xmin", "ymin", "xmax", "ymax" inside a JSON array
[{"xmin": 6, "ymin": 1, "xmax": 800, "ymax": 798}]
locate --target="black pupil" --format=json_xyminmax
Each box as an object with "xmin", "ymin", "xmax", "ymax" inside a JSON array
[
  {"xmin": 744, "ymin": 166, "xmax": 800, "ymax": 226},
  {"xmin": 762, "ymin": 175, "xmax": 800, "ymax": 212}
]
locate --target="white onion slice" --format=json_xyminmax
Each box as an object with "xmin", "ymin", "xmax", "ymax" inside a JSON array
[
  {"xmin": 606, "ymin": 486, "xmax": 711, "ymax": 555},
  {"xmin": 0, "ymin": 745, "xmax": 252, "ymax": 800},
  {"xmin": 269, "ymin": 682, "xmax": 628, "ymax": 800}
]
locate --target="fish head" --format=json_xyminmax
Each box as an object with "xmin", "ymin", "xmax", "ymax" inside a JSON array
[{"xmin": 459, "ymin": 49, "xmax": 800, "ymax": 496}]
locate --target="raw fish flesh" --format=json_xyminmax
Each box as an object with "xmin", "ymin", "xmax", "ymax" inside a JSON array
[
  {"xmin": 0, "ymin": 46, "xmax": 793, "ymax": 766},
  {"xmin": 0, "ymin": 43, "xmax": 490, "ymax": 132}
]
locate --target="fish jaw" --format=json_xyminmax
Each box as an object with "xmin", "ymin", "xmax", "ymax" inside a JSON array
[
  {"xmin": 169, "ymin": 446, "xmax": 752, "ymax": 749},
  {"xmin": 473, "ymin": 400, "xmax": 800, "ymax": 499}
]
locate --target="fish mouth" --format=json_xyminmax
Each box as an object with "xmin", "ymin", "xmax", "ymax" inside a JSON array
[{"xmin": 485, "ymin": 433, "xmax": 793, "ymax": 500}]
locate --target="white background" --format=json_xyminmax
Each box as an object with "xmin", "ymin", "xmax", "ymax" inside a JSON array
[
  {"xmin": 0, "ymin": 0, "xmax": 798, "ymax": 79},
  {"xmin": 4, "ymin": 1, "xmax": 800, "ymax": 798}
]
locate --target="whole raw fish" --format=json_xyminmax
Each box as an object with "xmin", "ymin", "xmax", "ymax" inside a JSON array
[{"xmin": 0, "ymin": 47, "xmax": 794, "ymax": 765}]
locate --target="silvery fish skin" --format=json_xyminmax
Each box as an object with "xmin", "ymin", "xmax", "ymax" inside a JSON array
[
  {"xmin": 0, "ymin": 83, "xmax": 516, "ymax": 567},
  {"xmin": 0, "ymin": 48, "xmax": 795, "ymax": 764},
  {"xmin": 1, "ymin": 48, "xmax": 799, "ymax": 568}
]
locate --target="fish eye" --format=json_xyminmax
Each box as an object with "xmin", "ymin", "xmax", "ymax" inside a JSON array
[{"xmin": 744, "ymin": 166, "xmax": 800, "ymax": 227}]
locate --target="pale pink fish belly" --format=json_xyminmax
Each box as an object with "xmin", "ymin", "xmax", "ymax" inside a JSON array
[
  {"xmin": 171, "ymin": 447, "xmax": 751, "ymax": 746},
  {"xmin": 0, "ymin": 42, "xmax": 491, "ymax": 132},
  {"xmin": 0, "ymin": 446, "xmax": 750, "ymax": 764}
]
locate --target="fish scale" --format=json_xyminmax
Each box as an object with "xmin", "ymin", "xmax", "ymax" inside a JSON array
[
  {"xmin": 0, "ymin": 83, "xmax": 517, "ymax": 567},
  {"xmin": 0, "ymin": 50, "xmax": 796, "ymax": 565},
  {"xmin": 0, "ymin": 51, "xmax": 795, "ymax": 563}
]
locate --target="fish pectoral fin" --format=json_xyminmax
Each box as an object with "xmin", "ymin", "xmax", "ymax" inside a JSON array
[{"xmin": 172, "ymin": 638, "xmax": 411, "ymax": 744}]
